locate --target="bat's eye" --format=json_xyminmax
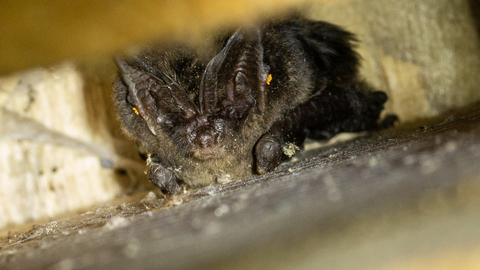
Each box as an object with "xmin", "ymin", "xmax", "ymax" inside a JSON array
[
  {"xmin": 157, "ymin": 115, "xmax": 173, "ymax": 127},
  {"xmin": 157, "ymin": 115, "xmax": 165, "ymax": 124}
]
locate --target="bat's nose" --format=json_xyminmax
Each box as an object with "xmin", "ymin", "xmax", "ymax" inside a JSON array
[
  {"xmin": 191, "ymin": 127, "xmax": 226, "ymax": 160},
  {"xmin": 196, "ymin": 130, "xmax": 215, "ymax": 148}
]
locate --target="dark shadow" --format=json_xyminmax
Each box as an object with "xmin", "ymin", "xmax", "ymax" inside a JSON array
[
  {"xmin": 468, "ymin": 0, "xmax": 480, "ymax": 35},
  {"xmin": 79, "ymin": 59, "xmax": 152, "ymax": 193}
]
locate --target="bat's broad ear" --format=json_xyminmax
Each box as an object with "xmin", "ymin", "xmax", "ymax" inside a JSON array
[
  {"xmin": 200, "ymin": 27, "xmax": 270, "ymax": 118},
  {"xmin": 115, "ymin": 55, "xmax": 199, "ymax": 136},
  {"xmin": 114, "ymin": 56, "xmax": 160, "ymax": 136}
]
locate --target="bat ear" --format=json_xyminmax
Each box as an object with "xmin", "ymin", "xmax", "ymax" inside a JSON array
[
  {"xmin": 114, "ymin": 56, "xmax": 198, "ymax": 136},
  {"xmin": 115, "ymin": 57, "xmax": 161, "ymax": 136},
  {"xmin": 199, "ymin": 27, "xmax": 269, "ymax": 118}
]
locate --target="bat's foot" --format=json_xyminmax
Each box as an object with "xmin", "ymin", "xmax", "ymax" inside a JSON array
[
  {"xmin": 367, "ymin": 91, "xmax": 388, "ymax": 105},
  {"xmin": 365, "ymin": 91, "xmax": 398, "ymax": 130},
  {"xmin": 255, "ymin": 134, "xmax": 283, "ymax": 174},
  {"xmin": 379, "ymin": 114, "xmax": 399, "ymax": 129},
  {"xmin": 147, "ymin": 163, "xmax": 179, "ymax": 195}
]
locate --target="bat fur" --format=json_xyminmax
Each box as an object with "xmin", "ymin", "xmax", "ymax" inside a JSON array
[{"xmin": 113, "ymin": 16, "xmax": 396, "ymax": 194}]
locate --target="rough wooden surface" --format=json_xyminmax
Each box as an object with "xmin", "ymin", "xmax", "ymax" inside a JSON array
[
  {"xmin": 2, "ymin": 0, "xmax": 480, "ymax": 246},
  {"xmin": 1, "ymin": 104, "xmax": 480, "ymax": 270}
]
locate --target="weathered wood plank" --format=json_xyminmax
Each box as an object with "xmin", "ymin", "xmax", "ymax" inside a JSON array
[
  {"xmin": 1, "ymin": 104, "xmax": 480, "ymax": 270},
  {"xmin": 2, "ymin": 0, "xmax": 480, "ymax": 244},
  {"xmin": 0, "ymin": 63, "xmax": 142, "ymax": 229}
]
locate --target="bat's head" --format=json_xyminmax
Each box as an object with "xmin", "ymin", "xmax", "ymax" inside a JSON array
[{"xmin": 114, "ymin": 27, "xmax": 269, "ymax": 164}]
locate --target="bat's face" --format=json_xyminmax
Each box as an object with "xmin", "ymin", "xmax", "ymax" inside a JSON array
[{"xmin": 114, "ymin": 27, "xmax": 270, "ymax": 187}]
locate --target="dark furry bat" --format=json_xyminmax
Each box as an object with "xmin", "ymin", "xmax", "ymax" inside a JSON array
[{"xmin": 113, "ymin": 17, "xmax": 396, "ymax": 194}]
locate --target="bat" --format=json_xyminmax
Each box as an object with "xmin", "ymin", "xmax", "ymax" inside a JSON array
[{"xmin": 113, "ymin": 17, "xmax": 396, "ymax": 194}]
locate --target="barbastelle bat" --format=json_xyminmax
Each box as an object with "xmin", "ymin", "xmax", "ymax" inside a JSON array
[{"xmin": 113, "ymin": 17, "xmax": 396, "ymax": 194}]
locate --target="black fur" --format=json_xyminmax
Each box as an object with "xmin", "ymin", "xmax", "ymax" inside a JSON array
[{"xmin": 113, "ymin": 17, "xmax": 396, "ymax": 194}]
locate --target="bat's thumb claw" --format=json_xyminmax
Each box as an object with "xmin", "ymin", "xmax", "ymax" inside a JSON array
[
  {"xmin": 255, "ymin": 135, "xmax": 283, "ymax": 174},
  {"xmin": 148, "ymin": 164, "xmax": 179, "ymax": 195}
]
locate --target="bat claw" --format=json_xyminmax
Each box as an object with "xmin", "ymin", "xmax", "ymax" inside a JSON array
[
  {"xmin": 379, "ymin": 114, "xmax": 399, "ymax": 129},
  {"xmin": 147, "ymin": 163, "xmax": 179, "ymax": 195},
  {"xmin": 255, "ymin": 134, "xmax": 283, "ymax": 174}
]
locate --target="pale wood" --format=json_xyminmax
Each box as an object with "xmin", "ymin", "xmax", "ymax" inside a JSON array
[
  {"xmin": 0, "ymin": 63, "xmax": 140, "ymax": 229},
  {"xmin": 309, "ymin": 0, "xmax": 480, "ymax": 122}
]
